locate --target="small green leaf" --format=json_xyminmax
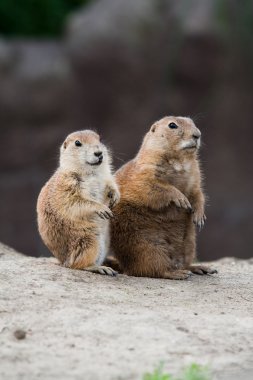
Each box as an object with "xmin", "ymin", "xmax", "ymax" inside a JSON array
[{"xmin": 142, "ymin": 363, "xmax": 210, "ymax": 380}]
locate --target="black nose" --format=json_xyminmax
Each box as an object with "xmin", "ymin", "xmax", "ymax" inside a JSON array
[
  {"xmin": 192, "ymin": 133, "xmax": 200, "ymax": 140},
  {"xmin": 94, "ymin": 151, "xmax": 103, "ymax": 157}
]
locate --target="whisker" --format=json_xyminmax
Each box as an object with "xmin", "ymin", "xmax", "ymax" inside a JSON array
[
  {"xmin": 191, "ymin": 112, "xmax": 207, "ymax": 123},
  {"xmin": 113, "ymin": 155, "xmax": 127, "ymax": 163}
]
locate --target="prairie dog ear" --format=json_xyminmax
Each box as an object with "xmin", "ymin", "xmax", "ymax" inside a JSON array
[
  {"xmin": 93, "ymin": 131, "xmax": 100, "ymax": 141},
  {"xmin": 63, "ymin": 141, "xmax": 67, "ymax": 149},
  {"xmin": 150, "ymin": 125, "xmax": 157, "ymax": 133}
]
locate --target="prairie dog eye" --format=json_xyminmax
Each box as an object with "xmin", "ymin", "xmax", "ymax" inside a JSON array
[
  {"xmin": 75, "ymin": 140, "xmax": 82, "ymax": 147},
  {"xmin": 169, "ymin": 122, "xmax": 178, "ymax": 129}
]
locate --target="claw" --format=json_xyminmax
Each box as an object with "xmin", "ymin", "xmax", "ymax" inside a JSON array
[
  {"xmin": 190, "ymin": 265, "xmax": 218, "ymax": 275},
  {"xmin": 97, "ymin": 212, "xmax": 105, "ymax": 219},
  {"xmin": 96, "ymin": 209, "xmax": 113, "ymax": 220},
  {"xmin": 85, "ymin": 265, "xmax": 118, "ymax": 276},
  {"xmin": 176, "ymin": 199, "xmax": 192, "ymax": 211},
  {"xmin": 103, "ymin": 212, "xmax": 110, "ymax": 219},
  {"xmin": 109, "ymin": 200, "xmax": 116, "ymax": 209},
  {"xmin": 193, "ymin": 214, "xmax": 206, "ymax": 231}
]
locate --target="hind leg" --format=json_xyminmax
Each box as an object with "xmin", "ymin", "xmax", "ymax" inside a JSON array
[
  {"xmin": 184, "ymin": 221, "xmax": 217, "ymax": 275},
  {"xmin": 163, "ymin": 270, "xmax": 191, "ymax": 280},
  {"xmin": 183, "ymin": 221, "xmax": 196, "ymax": 268},
  {"xmin": 103, "ymin": 256, "xmax": 122, "ymax": 273},
  {"xmin": 64, "ymin": 240, "xmax": 117, "ymax": 276},
  {"xmin": 120, "ymin": 237, "xmax": 191, "ymax": 280}
]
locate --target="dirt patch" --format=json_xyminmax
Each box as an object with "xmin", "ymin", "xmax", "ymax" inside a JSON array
[{"xmin": 0, "ymin": 243, "xmax": 253, "ymax": 380}]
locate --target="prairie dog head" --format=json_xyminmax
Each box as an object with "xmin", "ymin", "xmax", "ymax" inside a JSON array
[
  {"xmin": 142, "ymin": 116, "xmax": 201, "ymax": 157},
  {"xmin": 60, "ymin": 130, "xmax": 110, "ymax": 172}
]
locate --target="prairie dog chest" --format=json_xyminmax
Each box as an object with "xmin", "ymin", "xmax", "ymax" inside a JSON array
[
  {"xmin": 169, "ymin": 160, "xmax": 195, "ymax": 192},
  {"xmin": 80, "ymin": 174, "xmax": 106, "ymax": 202},
  {"xmin": 172, "ymin": 160, "xmax": 191, "ymax": 173}
]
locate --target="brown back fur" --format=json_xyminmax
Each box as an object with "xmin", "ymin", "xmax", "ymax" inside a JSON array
[
  {"xmin": 37, "ymin": 130, "xmax": 119, "ymax": 270},
  {"xmin": 111, "ymin": 116, "xmax": 207, "ymax": 279}
]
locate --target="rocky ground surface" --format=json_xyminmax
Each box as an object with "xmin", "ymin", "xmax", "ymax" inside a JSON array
[{"xmin": 0, "ymin": 243, "xmax": 253, "ymax": 380}]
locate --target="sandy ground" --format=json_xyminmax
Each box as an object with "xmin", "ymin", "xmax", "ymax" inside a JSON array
[{"xmin": 0, "ymin": 243, "xmax": 253, "ymax": 380}]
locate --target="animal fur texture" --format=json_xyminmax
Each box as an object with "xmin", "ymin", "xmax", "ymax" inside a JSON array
[
  {"xmin": 37, "ymin": 130, "xmax": 120, "ymax": 276},
  {"xmin": 110, "ymin": 116, "xmax": 217, "ymax": 279}
]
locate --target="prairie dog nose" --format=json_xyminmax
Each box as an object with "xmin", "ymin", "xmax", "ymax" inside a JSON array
[
  {"xmin": 192, "ymin": 129, "xmax": 201, "ymax": 140},
  {"xmin": 94, "ymin": 151, "xmax": 103, "ymax": 157}
]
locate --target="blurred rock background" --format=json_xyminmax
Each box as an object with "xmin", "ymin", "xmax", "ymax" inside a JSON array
[{"xmin": 0, "ymin": 0, "xmax": 252, "ymax": 259}]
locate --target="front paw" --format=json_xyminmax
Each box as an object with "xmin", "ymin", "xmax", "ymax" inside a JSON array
[
  {"xmin": 107, "ymin": 187, "xmax": 120, "ymax": 209},
  {"xmin": 96, "ymin": 205, "xmax": 114, "ymax": 220},
  {"xmin": 192, "ymin": 210, "xmax": 206, "ymax": 230},
  {"xmin": 172, "ymin": 194, "xmax": 192, "ymax": 212}
]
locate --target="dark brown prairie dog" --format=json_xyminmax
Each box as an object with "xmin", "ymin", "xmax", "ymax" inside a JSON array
[
  {"xmin": 110, "ymin": 116, "xmax": 217, "ymax": 280},
  {"xmin": 37, "ymin": 130, "xmax": 120, "ymax": 276}
]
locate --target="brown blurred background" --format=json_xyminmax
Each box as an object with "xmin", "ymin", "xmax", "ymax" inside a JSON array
[{"xmin": 0, "ymin": 0, "xmax": 252, "ymax": 260}]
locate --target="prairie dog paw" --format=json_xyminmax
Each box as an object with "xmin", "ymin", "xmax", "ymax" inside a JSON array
[
  {"xmin": 107, "ymin": 187, "xmax": 120, "ymax": 209},
  {"xmin": 84, "ymin": 265, "xmax": 118, "ymax": 276},
  {"xmin": 96, "ymin": 205, "xmax": 113, "ymax": 220},
  {"xmin": 172, "ymin": 194, "xmax": 192, "ymax": 211},
  {"xmin": 164, "ymin": 270, "xmax": 192, "ymax": 280},
  {"xmin": 190, "ymin": 265, "xmax": 217, "ymax": 275},
  {"xmin": 193, "ymin": 211, "xmax": 206, "ymax": 230}
]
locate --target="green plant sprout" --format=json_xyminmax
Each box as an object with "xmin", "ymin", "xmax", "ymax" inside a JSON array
[{"xmin": 143, "ymin": 363, "xmax": 210, "ymax": 380}]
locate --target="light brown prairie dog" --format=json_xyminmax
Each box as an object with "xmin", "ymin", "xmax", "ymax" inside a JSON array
[
  {"xmin": 110, "ymin": 116, "xmax": 217, "ymax": 279},
  {"xmin": 37, "ymin": 130, "xmax": 120, "ymax": 276}
]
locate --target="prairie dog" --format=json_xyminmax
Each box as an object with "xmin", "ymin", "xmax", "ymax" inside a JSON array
[
  {"xmin": 110, "ymin": 116, "xmax": 217, "ymax": 279},
  {"xmin": 37, "ymin": 130, "xmax": 120, "ymax": 276}
]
